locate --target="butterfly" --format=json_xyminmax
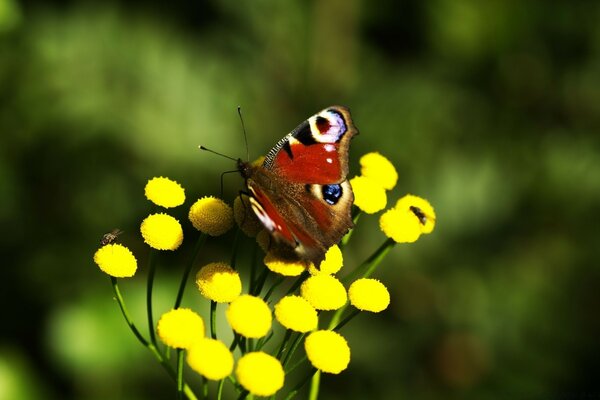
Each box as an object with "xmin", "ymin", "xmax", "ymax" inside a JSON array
[{"xmin": 238, "ymin": 106, "xmax": 358, "ymax": 265}]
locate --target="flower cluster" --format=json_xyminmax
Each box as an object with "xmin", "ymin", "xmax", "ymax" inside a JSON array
[{"xmin": 92, "ymin": 152, "xmax": 436, "ymax": 399}]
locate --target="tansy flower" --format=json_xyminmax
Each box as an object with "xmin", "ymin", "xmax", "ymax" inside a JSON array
[
  {"xmin": 379, "ymin": 194, "xmax": 436, "ymax": 243},
  {"xmin": 93, "ymin": 243, "xmax": 137, "ymax": 277},
  {"xmin": 188, "ymin": 196, "xmax": 234, "ymax": 236},
  {"xmin": 235, "ymin": 352, "xmax": 284, "ymax": 397},
  {"xmin": 349, "ymin": 279, "xmax": 390, "ymax": 313},
  {"xmin": 144, "ymin": 177, "xmax": 185, "ymax": 208},
  {"xmin": 195, "ymin": 262, "xmax": 242, "ymax": 303},
  {"xmin": 264, "ymin": 252, "xmax": 308, "ymax": 277},
  {"xmin": 359, "ymin": 152, "xmax": 398, "ymax": 190},
  {"xmin": 308, "ymin": 244, "xmax": 343, "ymax": 275},
  {"xmin": 233, "ymin": 195, "xmax": 262, "ymax": 237},
  {"xmin": 305, "ymin": 330, "xmax": 351, "ymax": 374},
  {"xmin": 301, "ymin": 275, "xmax": 347, "ymax": 310},
  {"xmin": 350, "ymin": 176, "xmax": 387, "ymax": 214},
  {"xmin": 157, "ymin": 308, "xmax": 204, "ymax": 349},
  {"xmin": 226, "ymin": 295, "xmax": 272, "ymax": 338},
  {"xmin": 140, "ymin": 213, "xmax": 184, "ymax": 250},
  {"xmin": 187, "ymin": 338, "xmax": 234, "ymax": 380},
  {"xmin": 274, "ymin": 295, "xmax": 318, "ymax": 333}
]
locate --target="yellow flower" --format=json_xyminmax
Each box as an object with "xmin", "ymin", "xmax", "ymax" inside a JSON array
[
  {"xmin": 308, "ymin": 244, "xmax": 343, "ymax": 275},
  {"xmin": 187, "ymin": 338, "xmax": 233, "ymax": 380},
  {"xmin": 93, "ymin": 244, "xmax": 137, "ymax": 278},
  {"xmin": 236, "ymin": 352, "xmax": 284, "ymax": 397},
  {"xmin": 359, "ymin": 152, "xmax": 398, "ymax": 190},
  {"xmin": 350, "ymin": 176, "xmax": 387, "ymax": 214},
  {"xmin": 144, "ymin": 177, "xmax": 185, "ymax": 208},
  {"xmin": 157, "ymin": 308, "xmax": 204, "ymax": 349},
  {"xmin": 264, "ymin": 252, "xmax": 308, "ymax": 277},
  {"xmin": 301, "ymin": 275, "xmax": 347, "ymax": 311},
  {"xmin": 195, "ymin": 262, "xmax": 242, "ymax": 303},
  {"xmin": 140, "ymin": 213, "xmax": 184, "ymax": 250},
  {"xmin": 348, "ymin": 279, "xmax": 390, "ymax": 313},
  {"xmin": 233, "ymin": 195, "xmax": 262, "ymax": 237},
  {"xmin": 188, "ymin": 196, "xmax": 234, "ymax": 236},
  {"xmin": 274, "ymin": 295, "xmax": 318, "ymax": 333},
  {"xmin": 255, "ymin": 229, "xmax": 271, "ymax": 253},
  {"xmin": 226, "ymin": 295, "xmax": 272, "ymax": 338},
  {"xmin": 379, "ymin": 194, "xmax": 436, "ymax": 243},
  {"xmin": 304, "ymin": 330, "xmax": 350, "ymax": 374}
]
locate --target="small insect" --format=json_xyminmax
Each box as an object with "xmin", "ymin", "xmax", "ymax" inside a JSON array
[{"xmin": 101, "ymin": 229, "xmax": 124, "ymax": 245}]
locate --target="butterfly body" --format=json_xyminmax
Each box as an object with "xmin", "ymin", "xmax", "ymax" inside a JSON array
[{"xmin": 239, "ymin": 106, "xmax": 358, "ymax": 265}]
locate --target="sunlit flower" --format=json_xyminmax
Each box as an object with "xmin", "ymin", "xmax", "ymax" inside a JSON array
[
  {"xmin": 348, "ymin": 279, "xmax": 390, "ymax": 313},
  {"xmin": 274, "ymin": 295, "xmax": 318, "ymax": 333},
  {"xmin": 264, "ymin": 252, "xmax": 308, "ymax": 277},
  {"xmin": 187, "ymin": 338, "xmax": 234, "ymax": 380},
  {"xmin": 395, "ymin": 194, "xmax": 436, "ymax": 234},
  {"xmin": 233, "ymin": 195, "xmax": 262, "ymax": 237},
  {"xmin": 188, "ymin": 196, "xmax": 234, "ymax": 236},
  {"xmin": 305, "ymin": 330, "xmax": 350, "ymax": 374},
  {"xmin": 226, "ymin": 295, "xmax": 272, "ymax": 338},
  {"xmin": 195, "ymin": 262, "xmax": 242, "ymax": 303},
  {"xmin": 140, "ymin": 213, "xmax": 184, "ymax": 250},
  {"xmin": 301, "ymin": 275, "xmax": 347, "ymax": 310},
  {"xmin": 157, "ymin": 308, "xmax": 204, "ymax": 349},
  {"xmin": 380, "ymin": 194, "xmax": 436, "ymax": 243},
  {"xmin": 144, "ymin": 177, "xmax": 185, "ymax": 208},
  {"xmin": 236, "ymin": 352, "xmax": 284, "ymax": 396},
  {"xmin": 359, "ymin": 152, "xmax": 398, "ymax": 190},
  {"xmin": 93, "ymin": 243, "xmax": 137, "ymax": 278},
  {"xmin": 350, "ymin": 176, "xmax": 387, "ymax": 214},
  {"xmin": 309, "ymin": 244, "xmax": 343, "ymax": 275}
]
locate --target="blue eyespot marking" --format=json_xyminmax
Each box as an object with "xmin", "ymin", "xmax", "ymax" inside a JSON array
[{"xmin": 322, "ymin": 184, "xmax": 342, "ymax": 205}]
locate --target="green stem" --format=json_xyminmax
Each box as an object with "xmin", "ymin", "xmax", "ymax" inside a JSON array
[
  {"xmin": 202, "ymin": 377, "xmax": 209, "ymax": 400},
  {"xmin": 251, "ymin": 267, "xmax": 269, "ymax": 296},
  {"xmin": 147, "ymin": 250, "xmax": 158, "ymax": 346},
  {"xmin": 283, "ymin": 367, "xmax": 317, "ymax": 400},
  {"xmin": 283, "ymin": 333, "xmax": 305, "ymax": 369},
  {"xmin": 263, "ymin": 275, "xmax": 285, "ymax": 302},
  {"xmin": 217, "ymin": 379, "xmax": 225, "ymax": 400},
  {"xmin": 110, "ymin": 277, "xmax": 149, "ymax": 346},
  {"xmin": 210, "ymin": 301, "xmax": 218, "ymax": 339},
  {"xmin": 332, "ymin": 308, "xmax": 360, "ymax": 331},
  {"xmin": 285, "ymin": 272, "xmax": 308, "ymax": 296},
  {"xmin": 175, "ymin": 234, "xmax": 207, "ymax": 309},
  {"xmin": 342, "ymin": 238, "xmax": 395, "ymax": 284},
  {"xmin": 340, "ymin": 210, "xmax": 362, "ymax": 248},
  {"xmin": 308, "ymin": 370, "xmax": 321, "ymax": 400},
  {"xmin": 276, "ymin": 330, "xmax": 293, "ymax": 359},
  {"xmin": 177, "ymin": 349, "xmax": 184, "ymax": 400}
]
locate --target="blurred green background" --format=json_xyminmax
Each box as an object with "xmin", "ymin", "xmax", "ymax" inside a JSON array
[{"xmin": 1, "ymin": 0, "xmax": 600, "ymax": 399}]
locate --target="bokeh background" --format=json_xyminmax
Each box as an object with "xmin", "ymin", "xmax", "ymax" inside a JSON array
[{"xmin": 1, "ymin": 0, "xmax": 600, "ymax": 399}]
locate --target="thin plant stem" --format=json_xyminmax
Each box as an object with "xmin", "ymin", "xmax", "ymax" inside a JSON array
[
  {"xmin": 210, "ymin": 300, "xmax": 218, "ymax": 339},
  {"xmin": 276, "ymin": 330, "xmax": 293, "ymax": 359},
  {"xmin": 147, "ymin": 250, "xmax": 158, "ymax": 346},
  {"xmin": 308, "ymin": 370, "xmax": 321, "ymax": 400},
  {"xmin": 251, "ymin": 267, "xmax": 269, "ymax": 296},
  {"xmin": 177, "ymin": 349, "xmax": 184, "ymax": 400},
  {"xmin": 332, "ymin": 308, "xmax": 360, "ymax": 331},
  {"xmin": 263, "ymin": 275, "xmax": 285, "ymax": 302},
  {"xmin": 285, "ymin": 271, "xmax": 308, "ymax": 296},
  {"xmin": 283, "ymin": 366, "xmax": 317, "ymax": 400},
  {"xmin": 283, "ymin": 333, "xmax": 306, "ymax": 369},
  {"xmin": 202, "ymin": 377, "xmax": 209, "ymax": 400},
  {"xmin": 175, "ymin": 233, "xmax": 207, "ymax": 309},
  {"xmin": 110, "ymin": 277, "xmax": 148, "ymax": 346},
  {"xmin": 217, "ymin": 379, "xmax": 225, "ymax": 400}
]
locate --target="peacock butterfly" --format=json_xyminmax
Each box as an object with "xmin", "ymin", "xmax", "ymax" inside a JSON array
[{"xmin": 238, "ymin": 105, "xmax": 358, "ymax": 265}]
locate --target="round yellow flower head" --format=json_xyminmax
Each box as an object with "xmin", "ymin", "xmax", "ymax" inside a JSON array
[
  {"xmin": 144, "ymin": 177, "xmax": 186, "ymax": 208},
  {"xmin": 140, "ymin": 213, "xmax": 184, "ymax": 250},
  {"xmin": 274, "ymin": 295, "xmax": 318, "ymax": 333},
  {"xmin": 350, "ymin": 175, "xmax": 387, "ymax": 214},
  {"xmin": 226, "ymin": 295, "xmax": 272, "ymax": 338},
  {"xmin": 301, "ymin": 275, "xmax": 347, "ymax": 311},
  {"xmin": 264, "ymin": 252, "xmax": 309, "ymax": 277},
  {"xmin": 233, "ymin": 195, "xmax": 262, "ymax": 237},
  {"xmin": 348, "ymin": 278, "xmax": 390, "ymax": 313},
  {"xmin": 359, "ymin": 152, "xmax": 398, "ymax": 190},
  {"xmin": 195, "ymin": 262, "xmax": 242, "ymax": 303},
  {"xmin": 305, "ymin": 330, "xmax": 351, "ymax": 374},
  {"xmin": 93, "ymin": 244, "xmax": 137, "ymax": 278},
  {"xmin": 395, "ymin": 194, "xmax": 436, "ymax": 234},
  {"xmin": 255, "ymin": 229, "xmax": 271, "ymax": 253},
  {"xmin": 235, "ymin": 352, "xmax": 284, "ymax": 397},
  {"xmin": 188, "ymin": 196, "xmax": 234, "ymax": 236},
  {"xmin": 379, "ymin": 207, "xmax": 421, "ymax": 243},
  {"xmin": 187, "ymin": 338, "xmax": 233, "ymax": 380},
  {"xmin": 309, "ymin": 244, "xmax": 343, "ymax": 276},
  {"xmin": 157, "ymin": 308, "xmax": 204, "ymax": 349}
]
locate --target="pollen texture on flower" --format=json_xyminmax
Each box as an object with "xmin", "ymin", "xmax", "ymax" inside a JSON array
[
  {"xmin": 309, "ymin": 244, "xmax": 343, "ymax": 275},
  {"xmin": 187, "ymin": 338, "xmax": 234, "ymax": 380},
  {"xmin": 274, "ymin": 295, "xmax": 318, "ymax": 333},
  {"xmin": 305, "ymin": 330, "xmax": 351, "ymax": 374},
  {"xmin": 301, "ymin": 274, "xmax": 347, "ymax": 311},
  {"xmin": 93, "ymin": 243, "xmax": 137, "ymax": 278},
  {"xmin": 195, "ymin": 262, "xmax": 242, "ymax": 303},
  {"xmin": 264, "ymin": 252, "xmax": 309, "ymax": 277},
  {"xmin": 236, "ymin": 352, "xmax": 284, "ymax": 396},
  {"xmin": 188, "ymin": 196, "xmax": 234, "ymax": 236},
  {"xmin": 140, "ymin": 213, "xmax": 184, "ymax": 250},
  {"xmin": 144, "ymin": 177, "xmax": 186, "ymax": 208},
  {"xmin": 157, "ymin": 308, "xmax": 204, "ymax": 349},
  {"xmin": 234, "ymin": 195, "xmax": 263, "ymax": 237},
  {"xmin": 359, "ymin": 152, "xmax": 398, "ymax": 190},
  {"xmin": 350, "ymin": 175, "xmax": 387, "ymax": 214},
  {"xmin": 226, "ymin": 295, "xmax": 272, "ymax": 338},
  {"xmin": 349, "ymin": 278, "xmax": 390, "ymax": 313}
]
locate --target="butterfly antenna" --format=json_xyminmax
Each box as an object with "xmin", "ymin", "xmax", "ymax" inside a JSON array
[
  {"xmin": 198, "ymin": 145, "xmax": 238, "ymax": 162},
  {"xmin": 237, "ymin": 106, "xmax": 250, "ymax": 162}
]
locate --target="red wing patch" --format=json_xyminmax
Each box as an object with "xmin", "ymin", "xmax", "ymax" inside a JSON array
[
  {"xmin": 271, "ymin": 142, "xmax": 342, "ymax": 184},
  {"xmin": 248, "ymin": 186, "xmax": 295, "ymax": 244}
]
